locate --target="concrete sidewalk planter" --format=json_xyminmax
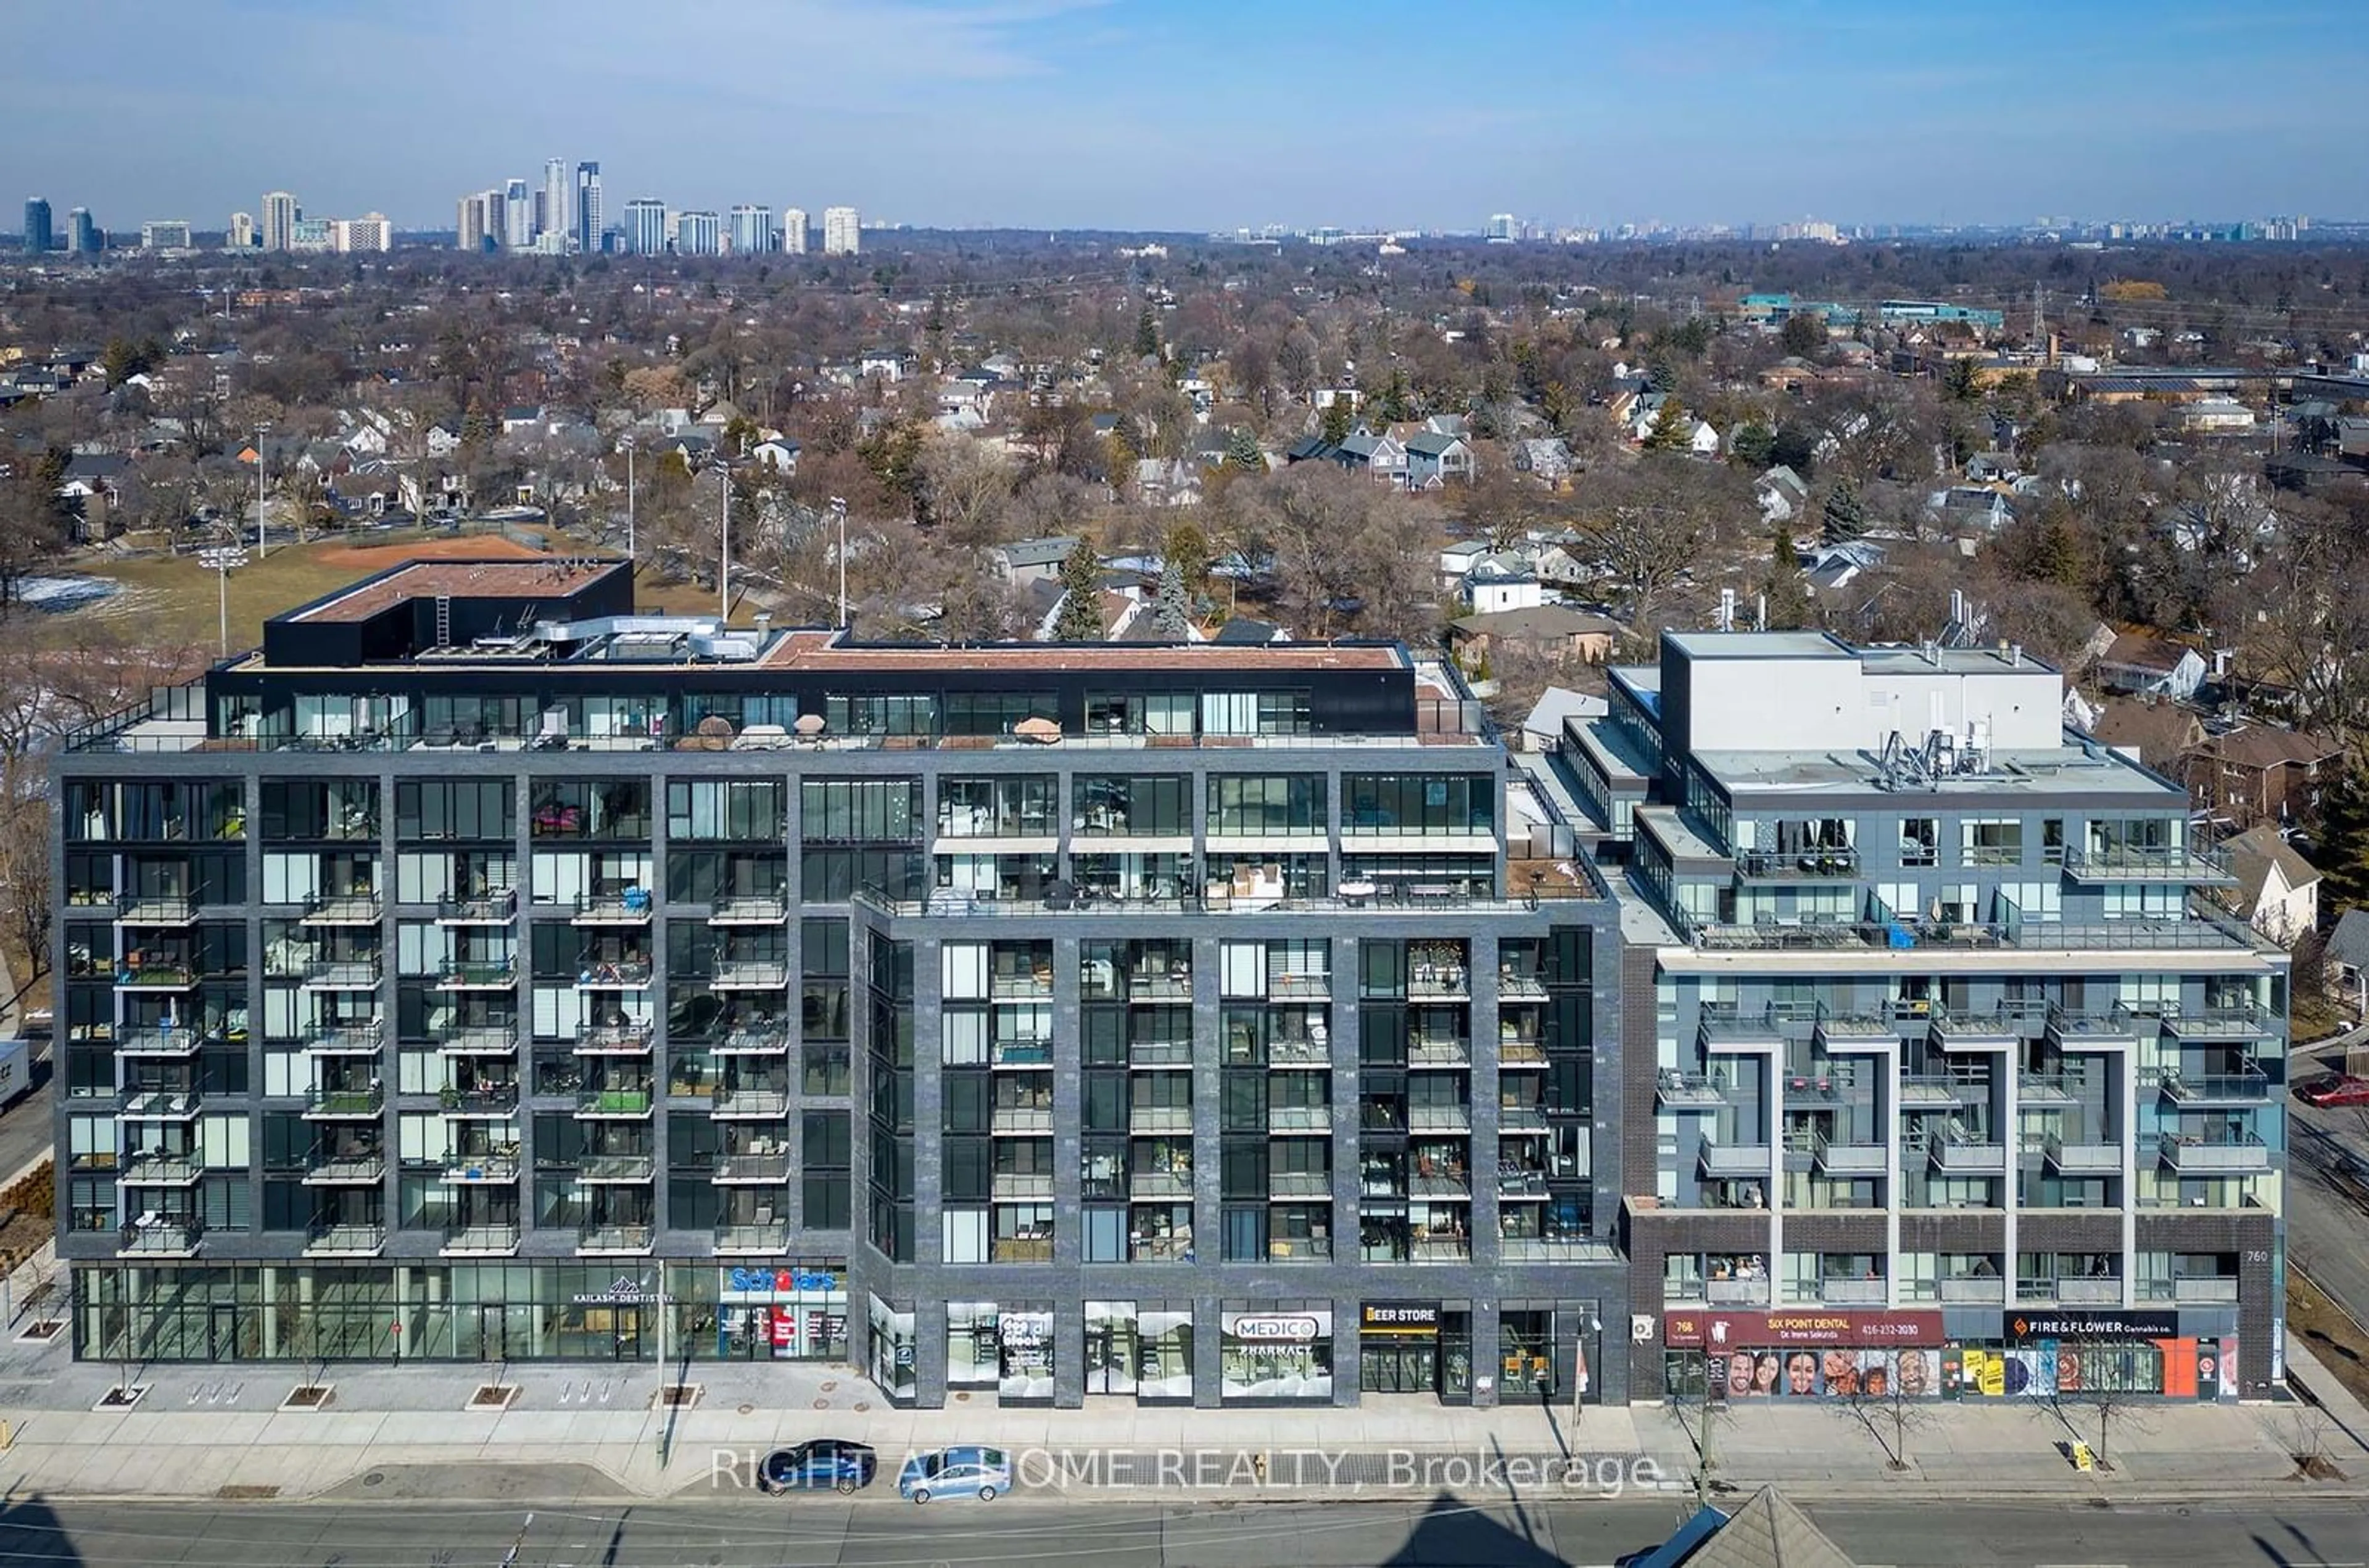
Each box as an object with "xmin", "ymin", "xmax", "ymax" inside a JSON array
[
  {"xmin": 279, "ymin": 1384, "xmax": 334, "ymax": 1410},
  {"xmin": 466, "ymin": 1384, "xmax": 518, "ymax": 1411}
]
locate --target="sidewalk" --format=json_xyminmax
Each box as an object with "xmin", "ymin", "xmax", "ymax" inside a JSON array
[{"xmin": 3, "ymin": 1289, "xmax": 2364, "ymax": 1506}]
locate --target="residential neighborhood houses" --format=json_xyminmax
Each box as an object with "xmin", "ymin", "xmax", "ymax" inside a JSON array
[{"xmin": 6, "ymin": 236, "xmax": 2369, "ymax": 979}]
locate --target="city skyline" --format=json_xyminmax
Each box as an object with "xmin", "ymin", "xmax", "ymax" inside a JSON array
[{"xmin": 5, "ymin": 0, "xmax": 2367, "ymax": 233}]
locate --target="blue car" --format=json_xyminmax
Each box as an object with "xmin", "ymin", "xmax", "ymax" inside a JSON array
[
  {"xmin": 758, "ymin": 1439, "xmax": 877, "ymax": 1495},
  {"xmin": 897, "ymin": 1445, "xmax": 1013, "ymax": 1504}
]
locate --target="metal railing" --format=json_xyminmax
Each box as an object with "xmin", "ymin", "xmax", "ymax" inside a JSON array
[
  {"xmin": 577, "ymin": 1223, "xmax": 656, "ymax": 1253},
  {"xmin": 304, "ymin": 1084, "xmax": 385, "ymax": 1116},
  {"xmin": 2158, "ymin": 1068, "xmax": 2272, "ymax": 1103},
  {"xmin": 304, "ymin": 1221, "xmax": 386, "ymax": 1255},
  {"xmin": 304, "ymin": 1152, "xmax": 387, "ymax": 1184},
  {"xmin": 119, "ymin": 1216, "xmax": 204, "ymax": 1255},
  {"xmin": 440, "ymin": 1223, "xmax": 521, "ymax": 1254},
  {"xmin": 1735, "ymin": 846, "xmax": 1861, "ymax": 880},
  {"xmin": 436, "ymin": 889, "xmax": 518, "ymax": 923},
  {"xmin": 713, "ymin": 1152, "xmax": 790, "ymax": 1182},
  {"xmin": 438, "ymin": 1150, "xmax": 519, "ymax": 1182},
  {"xmin": 2064, "ymin": 843, "xmax": 2233, "ymax": 880}
]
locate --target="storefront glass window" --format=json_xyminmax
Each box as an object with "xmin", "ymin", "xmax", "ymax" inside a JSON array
[
  {"xmin": 999, "ymin": 1308, "xmax": 1054, "ymax": 1401},
  {"xmin": 868, "ymin": 1295, "xmax": 916, "ymax": 1401},
  {"xmin": 947, "ymin": 1301, "xmax": 1000, "ymax": 1387},
  {"xmin": 1220, "ymin": 1308, "xmax": 1332, "ymax": 1401}
]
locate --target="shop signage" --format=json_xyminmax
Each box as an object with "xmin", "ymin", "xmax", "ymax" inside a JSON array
[
  {"xmin": 999, "ymin": 1311, "xmax": 1053, "ymax": 1346},
  {"xmin": 724, "ymin": 1267, "xmax": 840, "ymax": 1295},
  {"xmin": 1664, "ymin": 1308, "xmax": 1943, "ymax": 1349},
  {"xmin": 2001, "ymin": 1310, "xmax": 2180, "ymax": 1342},
  {"xmin": 571, "ymin": 1274, "xmax": 672, "ymax": 1306},
  {"xmin": 1360, "ymin": 1304, "xmax": 1440, "ymax": 1332},
  {"xmin": 1225, "ymin": 1313, "xmax": 1326, "ymax": 1342}
]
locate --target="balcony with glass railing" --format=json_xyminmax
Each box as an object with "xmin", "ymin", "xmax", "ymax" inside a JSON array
[
  {"xmin": 708, "ymin": 891, "xmax": 790, "ymax": 926},
  {"xmin": 302, "ymin": 893, "xmax": 383, "ymax": 927},
  {"xmin": 710, "ymin": 1085, "xmax": 790, "ymax": 1119},
  {"xmin": 304, "ymin": 1150, "xmax": 387, "ymax": 1185},
  {"xmin": 438, "ymin": 1146, "xmax": 519, "ymax": 1182},
  {"xmin": 2063, "ymin": 843, "xmax": 2235, "ymax": 885},
  {"xmin": 304, "ymin": 1220, "xmax": 387, "ymax": 1257},
  {"xmin": 119, "ymin": 1215, "xmax": 203, "ymax": 1256},
  {"xmin": 577, "ymin": 1223, "xmax": 656, "ymax": 1255},
  {"xmin": 571, "ymin": 889, "xmax": 655, "ymax": 926},
  {"xmin": 118, "ymin": 1086, "xmax": 203, "ymax": 1118},
  {"xmin": 118, "ymin": 1149, "xmax": 203, "ymax": 1185},
  {"xmin": 2157, "ymin": 1067, "xmax": 2272, "ymax": 1105},
  {"xmin": 117, "ymin": 1026, "xmax": 209, "ymax": 1058},
  {"xmin": 714, "ymin": 1150, "xmax": 791, "ymax": 1182},
  {"xmin": 1698, "ymin": 1136, "xmax": 1773, "ymax": 1178},
  {"xmin": 436, "ymin": 888, "xmax": 518, "ymax": 925},
  {"xmin": 440, "ymin": 1221, "xmax": 521, "ymax": 1256},
  {"xmin": 2158, "ymin": 1128, "xmax": 2270, "ymax": 1173},
  {"xmin": 304, "ymin": 1083, "xmax": 385, "ymax": 1119}
]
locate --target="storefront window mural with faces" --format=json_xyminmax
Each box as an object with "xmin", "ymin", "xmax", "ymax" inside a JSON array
[{"xmin": 1663, "ymin": 1309, "xmax": 2235, "ymax": 1400}]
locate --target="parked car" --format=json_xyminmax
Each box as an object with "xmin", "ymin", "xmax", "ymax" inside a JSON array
[
  {"xmin": 2297, "ymin": 1073, "xmax": 2369, "ymax": 1108},
  {"xmin": 898, "ymin": 1445, "xmax": 1012, "ymax": 1503},
  {"xmin": 758, "ymin": 1438, "xmax": 877, "ymax": 1495}
]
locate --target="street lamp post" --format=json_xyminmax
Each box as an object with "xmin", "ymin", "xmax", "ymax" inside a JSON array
[
  {"xmin": 621, "ymin": 438, "xmax": 636, "ymax": 563},
  {"xmin": 717, "ymin": 463, "xmax": 731, "ymax": 622},
  {"xmin": 198, "ymin": 547, "xmax": 247, "ymax": 659},
  {"xmin": 254, "ymin": 425, "xmax": 270, "ymax": 558},
  {"xmin": 829, "ymin": 496, "xmax": 848, "ymax": 628}
]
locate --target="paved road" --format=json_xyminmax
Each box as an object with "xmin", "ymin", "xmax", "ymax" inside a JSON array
[
  {"xmin": 4, "ymin": 1495, "xmax": 2369, "ymax": 1567},
  {"xmin": 0, "ymin": 1072, "xmax": 52, "ymax": 1188},
  {"xmin": 2286, "ymin": 1092, "xmax": 2369, "ymax": 1334}
]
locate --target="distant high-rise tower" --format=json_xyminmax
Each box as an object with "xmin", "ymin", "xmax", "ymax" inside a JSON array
[
  {"xmin": 23, "ymin": 197, "xmax": 52, "ymax": 254},
  {"xmin": 622, "ymin": 199, "xmax": 669, "ymax": 256},
  {"xmin": 781, "ymin": 207, "xmax": 809, "ymax": 255},
  {"xmin": 574, "ymin": 162, "xmax": 602, "ymax": 254},
  {"xmin": 822, "ymin": 205, "xmax": 859, "ymax": 256},
  {"xmin": 335, "ymin": 214, "xmax": 391, "ymax": 254},
  {"xmin": 727, "ymin": 204, "xmax": 774, "ymax": 255},
  {"xmin": 1485, "ymin": 213, "xmax": 1517, "ymax": 243},
  {"xmin": 260, "ymin": 191, "xmax": 299, "ymax": 252},
  {"xmin": 457, "ymin": 192, "xmax": 494, "ymax": 252},
  {"xmin": 141, "ymin": 220, "xmax": 192, "ymax": 251},
  {"xmin": 229, "ymin": 212, "xmax": 257, "ymax": 250},
  {"xmin": 69, "ymin": 207, "xmax": 101, "ymax": 254},
  {"xmin": 502, "ymin": 178, "xmax": 533, "ymax": 249},
  {"xmin": 673, "ymin": 210, "xmax": 721, "ymax": 257},
  {"xmin": 542, "ymin": 158, "xmax": 569, "ymax": 246}
]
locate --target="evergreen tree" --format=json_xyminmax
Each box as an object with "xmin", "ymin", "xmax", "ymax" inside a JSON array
[
  {"xmin": 1320, "ymin": 396, "xmax": 1354, "ymax": 446},
  {"xmin": 1376, "ymin": 368, "xmax": 1412, "ymax": 424},
  {"xmin": 1945, "ymin": 355, "xmax": 1983, "ymax": 403},
  {"xmin": 1224, "ymin": 427, "xmax": 1263, "ymax": 473},
  {"xmin": 1730, "ymin": 421, "xmax": 1777, "ymax": 470},
  {"xmin": 1154, "ymin": 559, "xmax": 1191, "ymax": 638},
  {"xmin": 1821, "ymin": 476, "xmax": 1867, "ymax": 542},
  {"xmin": 1133, "ymin": 308, "xmax": 1160, "ymax": 362},
  {"xmin": 1763, "ymin": 518, "xmax": 1814, "ymax": 630},
  {"xmin": 2315, "ymin": 761, "xmax": 2369, "ymax": 914},
  {"xmin": 1642, "ymin": 398, "xmax": 1692, "ymax": 452},
  {"xmin": 1052, "ymin": 538, "xmax": 1106, "ymax": 642}
]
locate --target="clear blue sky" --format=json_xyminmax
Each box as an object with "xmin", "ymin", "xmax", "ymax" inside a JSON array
[{"xmin": 9, "ymin": 0, "xmax": 2366, "ymax": 233}]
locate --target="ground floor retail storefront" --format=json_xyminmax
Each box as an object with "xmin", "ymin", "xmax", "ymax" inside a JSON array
[
  {"xmin": 70, "ymin": 1260, "xmax": 850, "ymax": 1366},
  {"xmin": 864, "ymin": 1293, "xmax": 1611, "ymax": 1408},
  {"xmin": 73, "ymin": 1259, "xmax": 1610, "ymax": 1410},
  {"xmin": 1655, "ymin": 1307, "xmax": 2241, "ymax": 1403}
]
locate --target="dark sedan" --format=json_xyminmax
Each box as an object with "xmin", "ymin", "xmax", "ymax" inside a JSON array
[{"xmin": 758, "ymin": 1439, "xmax": 878, "ymax": 1495}]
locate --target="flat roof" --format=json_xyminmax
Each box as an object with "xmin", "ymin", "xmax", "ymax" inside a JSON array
[
  {"xmin": 289, "ymin": 559, "xmax": 619, "ymax": 624},
  {"xmin": 754, "ymin": 630, "xmax": 1407, "ymax": 674},
  {"xmin": 1661, "ymin": 630, "xmax": 1849, "ymax": 659},
  {"xmin": 1690, "ymin": 743, "xmax": 2178, "ymax": 801}
]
